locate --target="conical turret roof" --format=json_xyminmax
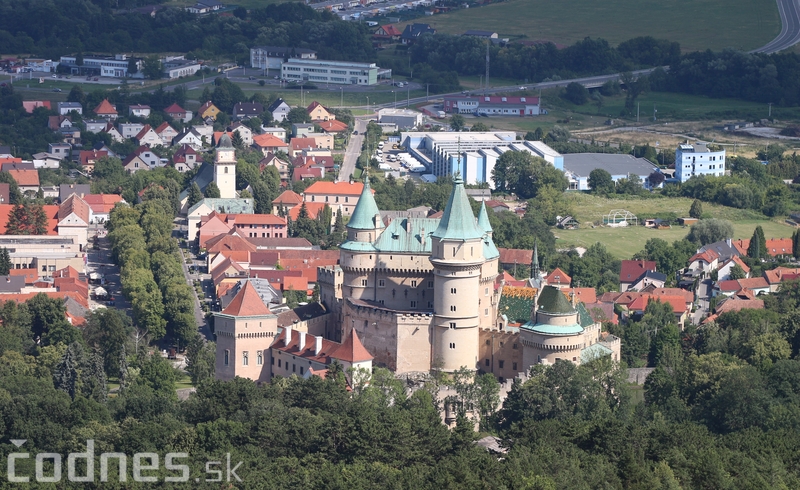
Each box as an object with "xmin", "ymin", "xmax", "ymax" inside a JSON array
[
  {"xmin": 537, "ymin": 285, "xmax": 576, "ymax": 314},
  {"xmin": 347, "ymin": 173, "xmax": 384, "ymax": 230},
  {"xmin": 477, "ymin": 199, "xmax": 492, "ymax": 234},
  {"xmin": 432, "ymin": 176, "xmax": 483, "ymax": 241},
  {"xmin": 218, "ymin": 132, "xmax": 233, "ymax": 148}
]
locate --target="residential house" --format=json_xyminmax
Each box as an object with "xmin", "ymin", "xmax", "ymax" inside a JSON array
[
  {"xmin": 57, "ymin": 194, "xmax": 91, "ymax": 247},
  {"xmin": 306, "ymin": 101, "xmax": 335, "ymax": 122},
  {"xmin": 715, "ymin": 277, "xmax": 771, "ymax": 297},
  {"xmin": 303, "ymin": 181, "xmax": 369, "ymax": 216},
  {"xmin": 48, "ymin": 115, "xmax": 72, "ymax": 132},
  {"xmin": 84, "ymin": 120, "xmax": 107, "ymax": 133},
  {"xmin": 172, "ymin": 128, "xmax": 204, "ymax": 149},
  {"xmin": 101, "ymin": 123, "xmax": 123, "ymax": 143},
  {"xmin": 272, "ymin": 190, "xmax": 303, "ymax": 215},
  {"xmin": 187, "ymin": 198, "xmax": 255, "ymax": 241},
  {"xmin": 48, "ymin": 143, "xmax": 71, "ymax": 160},
  {"xmin": 79, "ymin": 150, "xmax": 108, "ymax": 174},
  {"xmin": 135, "ymin": 124, "xmax": 162, "ymax": 147},
  {"xmin": 229, "ymin": 122, "xmax": 253, "ymax": 146},
  {"xmin": 717, "ymin": 256, "xmax": 750, "ymax": 282},
  {"xmin": 32, "ymin": 153, "xmax": 61, "ymax": 169},
  {"xmin": 252, "ymin": 134, "xmax": 289, "ymax": 156},
  {"xmin": 628, "ymin": 294, "xmax": 690, "ymax": 328},
  {"xmin": 200, "ymin": 213, "xmax": 289, "ymax": 242},
  {"xmin": 309, "ymin": 133, "xmax": 333, "ymax": 150},
  {"xmin": 83, "ymin": 194, "xmax": 124, "ymax": 223},
  {"xmin": 233, "ymin": 102, "xmax": 264, "ymax": 120},
  {"xmin": 628, "ymin": 271, "xmax": 667, "ymax": 291},
  {"xmin": 119, "ymin": 122, "xmax": 145, "ymax": 139},
  {"xmin": 59, "ymin": 184, "xmax": 91, "ymax": 201},
  {"xmin": 125, "ymin": 146, "xmax": 160, "ymax": 172},
  {"xmin": 128, "ymin": 104, "xmax": 151, "ymax": 118},
  {"xmin": 8, "ymin": 169, "xmax": 40, "ymax": 195},
  {"xmin": 401, "ymin": 23, "xmax": 435, "ymax": 44},
  {"xmin": 291, "ymin": 158, "xmax": 325, "ymax": 182},
  {"xmin": 199, "ymin": 101, "xmax": 221, "ymax": 121},
  {"xmin": 261, "ymin": 126, "xmax": 287, "ymax": 142},
  {"xmin": 732, "ymin": 237, "xmax": 794, "ymax": 258},
  {"xmin": 544, "ymin": 267, "xmax": 571, "ymax": 288},
  {"xmin": 620, "ymin": 260, "xmax": 657, "ymax": 292},
  {"xmin": 57, "ymin": 102, "xmax": 83, "ymax": 116},
  {"xmin": 317, "ymin": 120, "xmax": 349, "ymax": 134},
  {"xmin": 687, "ymin": 249, "xmax": 720, "ymax": 277},
  {"xmin": 373, "ymin": 24, "xmax": 402, "ymax": 43},
  {"xmin": 155, "ymin": 122, "xmax": 178, "ymax": 146},
  {"xmin": 122, "ymin": 153, "xmax": 150, "ymax": 173},
  {"xmin": 267, "ymin": 98, "xmax": 291, "ymax": 123},
  {"xmin": 164, "ymin": 103, "xmax": 192, "ymax": 123},
  {"xmin": 763, "ymin": 267, "xmax": 800, "ymax": 292},
  {"xmin": 292, "ymin": 123, "xmax": 315, "ymax": 138},
  {"xmin": 173, "ymin": 144, "xmax": 202, "ymax": 173},
  {"xmin": 192, "ymin": 123, "xmax": 214, "ymax": 142},
  {"xmin": 93, "ymin": 99, "xmax": 118, "ymax": 121},
  {"xmin": 289, "ymin": 137, "xmax": 318, "ymax": 157},
  {"xmin": 22, "ymin": 101, "xmax": 51, "ymax": 113},
  {"xmin": 259, "ymin": 153, "xmax": 290, "ymax": 181}
]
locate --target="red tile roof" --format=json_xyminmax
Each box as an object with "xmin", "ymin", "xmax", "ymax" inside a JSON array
[
  {"xmin": 498, "ymin": 248, "xmax": 533, "ymax": 266},
  {"xmin": 79, "ymin": 150, "xmax": 108, "ymax": 167},
  {"xmin": 9, "ymin": 268, "xmax": 37, "ymax": 284},
  {"xmin": 304, "ymin": 181, "xmax": 365, "ymax": 197},
  {"xmin": 289, "ymin": 202, "xmax": 327, "ymax": 221},
  {"xmin": 290, "ymin": 137, "xmax": 318, "ymax": 151},
  {"xmin": 206, "ymin": 233, "xmax": 257, "ymax": 253},
  {"xmin": 155, "ymin": 122, "xmax": 174, "ymax": 135},
  {"xmin": 252, "ymin": 134, "xmax": 288, "ymax": 149},
  {"xmin": 273, "ymin": 190, "xmax": 303, "ymax": 206},
  {"xmin": 220, "ymin": 281, "xmax": 272, "ymax": 316},
  {"xmin": 231, "ymin": 214, "xmax": 287, "ymax": 226},
  {"xmin": 328, "ymin": 330, "xmax": 373, "ymax": 363},
  {"xmin": 7, "ymin": 169, "xmax": 39, "ymax": 187},
  {"xmin": 732, "ymin": 238, "xmax": 794, "ymax": 257},
  {"xmin": 93, "ymin": 99, "xmax": 117, "ymax": 115},
  {"xmin": 726, "ymin": 255, "xmax": 751, "ymax": 273},
  {"xmin": 620, "ymin": 260, "xmax": 656, "ymax": 283},
  {"xmin": 82, "ymin": 194, "xmax": 123, "ymax": 214},
  {"xmin": 164, "ymin": 103, "xmax": 186, "ymax": 114},
  {"xmin": 689, "ymin": 249, "xmax": 719, "ymax": 264},
  {"xmin": 58, "ymin": 194, "xmax": 90, "ymax": 224},
  {"xmin": 544, "ymin": 267, "xmax": 570, "ymax": 286},
  {"xmin": 763, "ymin": 267, "xmax": 800, "ymax": 284},
  {"xmin": 317, "ymin": 120, "xmax": 349, "ymax": 133},
  {"xmin": 628, "ymin": 295, "xmax": 688, "ymax": 315},
  {"xmin": 718, "ymin": 277, "xmax": 770, "ymax": 292},
  {"xmin": 23, "ymin": 100, "xmax": 52, "ymax": 113},
  {"xmin": 647, "ymin": 287, "xmax": 694, "ymax": 304},
  {"xmin": 569, "ymin": 287, "xmax": 596, "ymax": 304}
]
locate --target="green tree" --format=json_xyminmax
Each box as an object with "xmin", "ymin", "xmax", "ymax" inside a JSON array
[
  {"xmin": 687, "ymin": 219, "xmax": 734, "ymax": 245},
  {"xmin": 142, "ymin": 55, "xmax": 163, "ymax": 80},
  {"xmin": 729, "ymin": 263, "xmax": 747, "ymax": 280},
  {"xmin": 286, "ymin": 107, "xmax": 311, "ymax": 124},
  {"xmin": 588, "ymin": 168, "xmax": 614, "ymax": 194},
  {"xmin": 471, "ymin": 122, "xmax": 489, "ymax": 132},
  {"xmin": 793, "ymin": 229, "xmax": 800, "ymax": 259},
  {"xmin": 187, "ymin": 182, "xmax": 203, "ymax": 208},
  {"xmin": 204, "ymin": 181, "xmax": 221, "ymax": 198},
  {"xmin": 0, "ymin": 247, "xmax": 10, "ymax": 275},
  {"xmin": 563, "ymin": 82, "xmax": 589, "ymax": 105},
  {"xmin": 747, "ymin": 225, "xmax": 767, "ymax": 259},
  {"xmin": 450, "ymin": 114, "xmax": 466, "ymax": 131},
  {"xmin": 689, "ymin": 199, "xmax": 703, "ymax": 219},
  {"xmin": 83, "ymin": 308, "xmax": 131, "ymax": 378},
  {"xmin": 186, "ymin": 336, "xmax": 216, "ymax": 386}
]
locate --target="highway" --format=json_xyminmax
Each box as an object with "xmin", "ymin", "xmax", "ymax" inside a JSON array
[{"xmin": 751, "ymin": 0, "xmax": 800, "ymax": 54}]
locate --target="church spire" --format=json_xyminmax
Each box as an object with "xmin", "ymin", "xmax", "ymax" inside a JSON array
[
  {"xmin": 432, "ymin": 175, "xmax": 483, "ymax": 241},
  {"xmin": 477, "ymin": 199, "xmax": 492, "ymax": 235},
  {"xmin": 531, "ymin": 239, "xmax": 540, "ymax": 278},
  {"xmin": 346, "ymin": 171, "xmax": 383, "ymax": 230}
]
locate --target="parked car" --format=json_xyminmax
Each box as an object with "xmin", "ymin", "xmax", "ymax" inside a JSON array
[
  {"xmin": 248, "ymin": 76, "xmax": 256, "ymax": 80},
  {"xmin": 52, "ymin": 88, "xmax": 62, "ymax": 92}
]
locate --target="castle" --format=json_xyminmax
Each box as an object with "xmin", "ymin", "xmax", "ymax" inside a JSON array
[{"xmin": 214, "ymin": 174, "xmax": 619, "ymax": 384}]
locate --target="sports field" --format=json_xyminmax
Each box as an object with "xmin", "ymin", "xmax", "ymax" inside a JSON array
[
  {"xmin": 410, "ymin": 0, "xmax": 779, "ymax": 52},
  {"xmin": 554, "ymin": 194, "xmax": 794, "ymax": 259}
]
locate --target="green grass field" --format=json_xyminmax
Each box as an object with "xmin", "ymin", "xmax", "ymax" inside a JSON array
[
  {"xmin": 554, "ymin": 194, "xmax": 794, "ymax": 259},
  {"xmin": 411, "ymin": 0, "xmax": 779, "ymax": 52}
]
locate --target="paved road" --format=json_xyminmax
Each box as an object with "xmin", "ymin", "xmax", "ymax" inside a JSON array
[
  {"xmin": 752, "ymin": 0, "xmax": 800, "ymax": 54},
  {"xmin": 337, "ymin": 117, "xmax": 368, "ymax": 182}
]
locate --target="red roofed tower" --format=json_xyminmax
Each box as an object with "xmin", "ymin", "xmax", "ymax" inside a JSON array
[
  {"xmin": 214, "ymin": 281, "xmax": 277, "ymax": 382},
  {"xmin": 328, "ymin": 330, "xmax": 373, "ymax": 383}
]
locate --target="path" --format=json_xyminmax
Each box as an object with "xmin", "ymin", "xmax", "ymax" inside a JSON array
[{"xmin": 337, "ymin": 117, "xmax": 368, "ymax": 182}]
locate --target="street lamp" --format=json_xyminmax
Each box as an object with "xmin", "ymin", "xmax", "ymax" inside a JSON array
[
  {"xmin": 393, "ymin": 90, "xmax": 396, "ymax": 108},
  {"xmin": 366, "ymin": 96, "xmax": 370, "ymax": 114},
  {"xmin": 340, "ymin": 87, "xmax": 343, "ymax": 109}
]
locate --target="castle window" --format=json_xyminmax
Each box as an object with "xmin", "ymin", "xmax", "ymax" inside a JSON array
[
  {"xmin": 452, "ymin": 247, "xmax": 456, "ymax": 256},
  {"xmin": 485, "ymin": 359, "xmax": 490, "ymax": 367},
  {"xmin": 498, "ymin": 360, "xmax": 504, "ymax": 369},
  {"xmin": 224, "ymin": 350, "xmax": 229, "ymax": 366},
  {"xmin": 257, "ymin": 351, "xmax": 263, "ymax": 365},
  {"xmin": 411, "ymin": 280, "xmax": 417, "ymax": 287},
  {"xmin": 450, "ymin": 322, "xmax": 456, "ymax": 329},
  {"xmin": 378, "ymin": 279, "xmax": 385, "ymax": 287},
  {"xmin": 300, "ymin": 367, "xmax": 304, "ymax": 375},
  {"xmin": 486, "ymin": 340, "xmax": 490, "ymax": 345},
  {"xmin": 449, "ymin": 343, "xmax": 456, "ymax": 349},
  {"xmin": 411, "ymin": 301, "xmax": 417, "ymax": 308},
  {"xmin": 404, "ymin": 289, "xmax": 408, "ymax": 297},
  {"xmin": 500, "ymin": 342, "xmax": 504, "ymax": 347},
  {"xmin": 485, "ymin": 308, "xmax": 488, "ymax": 315},
  {"xmin": 272, "ymin": 356, "xmax": 274, "ymax": 365},
  {"xmin": 513, "ymin": 362, "xmax": 518, "ymax": 370},
  {"xmin": 428, "ymin": 281, "xmax": 433, "ymax": 288},
  {"xmin": 242, "ymin": 351, "xmax": 249, "ymax": 366},
  {"xmin": 278, "ymin": 359, "xmax": 282, "ymax": 367},
  {"xmin": 361, "ymin": 279, "xmax": 367, "ymax": 286},
  {"xmin": 392, "ymin": 289, "xmax": 396, "ymax": 297},
  {"xmin": 450, "ymin": 305, "xmax": 456, "ymax": 312},
  {"xmin": 292, "ymin": 364, "xmax": 296, "ymax": 373},
  {"xmin": 485, "ymin": 288, "xmax": 489, "ymax": 295},
  {"xmin": 451, "ymin": 288, "xmax": 456, "ymax": 294},
  {"xmin": 224, "ymin": 167, "xmax": 228, "ymax": 174},
  {"xmin": 428, "ymin": 302, "xmax": 433, "ymax": 308},
  {"xmin": 513, "ymin": 343, "xmax": 517, "ymax": 349}
]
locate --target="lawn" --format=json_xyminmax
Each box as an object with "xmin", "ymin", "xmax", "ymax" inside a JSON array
[
  {"xmin": 554, "ymin": 193, "xmax": 795, "ymax": 259},
  {"xmin": 410, "ymin": 0, "xmax": 779, "ymax": 52}
]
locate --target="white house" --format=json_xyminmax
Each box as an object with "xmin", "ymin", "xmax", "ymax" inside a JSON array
[{"xmin": 675, "ymin": 142, "xmax": 726, "ymax": 182}]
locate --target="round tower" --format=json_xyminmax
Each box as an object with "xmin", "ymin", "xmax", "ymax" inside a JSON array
[
  {"xmin": 339, "ymin": 174, "xmax": 383, "ymax": 301},
  {"xmin": 214, "ymin": 133, "xmax": 237, "ymax": 199},
  {"xmin": 430, "ymin": 176, "xmax": 485, "ymax": 372}
]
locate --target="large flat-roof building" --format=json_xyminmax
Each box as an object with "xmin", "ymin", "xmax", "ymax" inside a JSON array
[
  {"xmin": 250, "ymin": 46, "xmax": 317, "ymax": 71},
  {"xmin": 675, "ymin": 143, "xmax": 726, "ymax": 182},
  {"xmin": 562, "ymin": 153, "xmax": 660, "ymax": 191},
  {"xmin": 443, "ymin": 95, "xmax": 540, "ymax": 116},
  {"xmin": 59, "ymin": 54, "xmax": 140, "ymax": 78},
  {"xmin": 377, "ymin": 108, "xmax": 422, "ymax": 129},
  {"xmin": 281, "ymin": 59, "xmax": 390, "ymax": 86},
  {"xmin": 400, "ymin": 132, "xmax": 565, "ymax": 188}
]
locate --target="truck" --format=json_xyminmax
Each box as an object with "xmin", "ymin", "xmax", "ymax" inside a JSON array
[{"xmin": 437, "ymin": 110, "xmax": 446, "ymax": 118}]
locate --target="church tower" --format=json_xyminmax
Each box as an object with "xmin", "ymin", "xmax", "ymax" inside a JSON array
[
  {"xmin": 214, "ymin": 133, "xmax": 237, "ymax": 199},
  {"xmin": 430, "ymin": 176, "xmax": 485, "ymax": 372},
  {"xmin": 339, "ymin": 173, "xmax": 383, "ymax": 302}
]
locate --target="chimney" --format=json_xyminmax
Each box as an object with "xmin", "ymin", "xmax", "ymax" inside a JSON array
[
  {"xmin": 420, "ymin": 227, "xmax": 426, "ymax": 246},
  {"xmin": 298, "ymin": 331, "xmax": 306, "ymax": 351},
  {"xmin": 406, "ymin": 219, "xmax": 412, "ymax": 233},
  {"xmin": 314, "ymin": 335, "xmax": 323, "ymax": 355},
  {"xmin": 727, "ymin": 238, "xmax": 732, "ymax": 247},
  {"xmin": 284, "ymin": 325, "xmax": 293, "ymax": 346}
]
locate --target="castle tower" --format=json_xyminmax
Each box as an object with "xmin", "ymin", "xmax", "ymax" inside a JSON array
[
  {"xmin": 339, "ymin": 173, "xmax": 383, "ymax": 302},
  {"xmin": 520, "ymin": 285, "xmax": 585, "ymax": 367},
  {"xmin": 214, "ymin": 281, "xmax": 278, "ymax": 383},
  {"xmin": 214, "ymin": 133, "xmax": 237, "ymax": 199},
  {"xmin": 430, "ymin": 176, "xmax": 485, "ymax": 372}
]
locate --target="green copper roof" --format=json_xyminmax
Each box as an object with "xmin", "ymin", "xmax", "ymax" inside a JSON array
[
  {"xmin": 537, "ymin": 285, "xmax": 576, "ymax": 315},
  {"xmin": 340, "ymin": 241, "xmax": 377, "ymax": 252},
  {"xmin": 520, "ymin": 321, "xmax": 584, "ymax": 335},
  {"xmin": 577, "ymin": 303, "xmax": 594, "ymax": 327},
  {"xmin": 347, "ymin": 174, "xmax": 384, "ymax": 230},
  {"xmin": 477, "ymin": 200, "xmax": 493, "ymax": 234},
  {"xmin": 374, "ymin": 218, "xmax": 439, "ymax": 253},
  {"xmin": 483, "ymin": 237, "xmax": 499, "ymax": 260},
  {"xmin": 581, "ymin": 343, "xmax": 613, "ymax": 362},
  {"xmin": 432, "ymin": 176, "xmax": 483, "ymax": 241},
  {"xmin": 187, "ymin": 198, "xmax": 254, "ymax": 216}
]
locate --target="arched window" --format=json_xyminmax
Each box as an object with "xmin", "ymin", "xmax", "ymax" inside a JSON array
[{"xmin": 224, "ymin": 166, "xmax": 229, "ymax": 174}]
